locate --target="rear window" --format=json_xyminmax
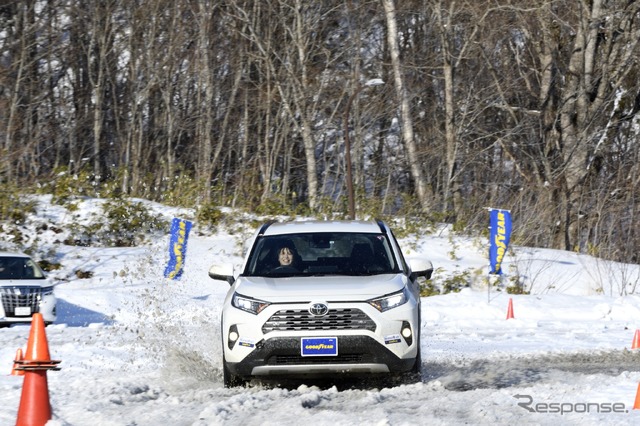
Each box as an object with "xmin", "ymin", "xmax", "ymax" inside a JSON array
[
  {"xmin": 244, "ymin": 232, "xmax": 400, "ymax": 277},
  {"xmin": 0, "ymin": 257, "xmax": 45, "ymax": 280}
]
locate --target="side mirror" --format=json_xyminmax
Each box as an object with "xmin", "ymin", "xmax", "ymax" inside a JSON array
[
  {"xmin": 208, "ymin": 264, "xmax": 235, "ymax": 285},
  {"xmin": 408, "ymin": 258, "xmax": 433, "ymax": 280}
]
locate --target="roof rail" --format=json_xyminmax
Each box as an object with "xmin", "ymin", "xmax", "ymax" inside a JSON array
[
  {"xmin": 375, "ymin": 219, "xmax": 387, "ymax": 234},
  {"xmin": 257, "ymin": 220, "xmax": 276, "ymax": 236}
]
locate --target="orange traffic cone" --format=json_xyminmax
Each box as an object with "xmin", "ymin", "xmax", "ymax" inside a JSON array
[
  {"xmin": 506, "ymin": 298, "xmax": 515, "ymax": 320},
  {"xmin": 632, "ymin": 330, "xmax": 640, "ymax": 349},
  {"xmin": 23, "ymin": 313, "xmax": 52, "ymax": 363},
  {"xmin": 15, "ymin": 313, "xmax": 60, "ymax": 426},
  {"xmin": 11, "ymin": 348, "xmax": 25, "ymax": 376},
  {"xmin": 15, "ymin": 370, "xmax": 52, "ymax": 425},
  {"xmin": 634, "ymin": 383, "xmax": 640, "ymax": 410}
]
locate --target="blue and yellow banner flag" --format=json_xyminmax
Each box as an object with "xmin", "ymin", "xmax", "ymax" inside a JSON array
[
  {"xmin": 164, "ymin": 218, "xmax": 193, "ymax": 280},
  {"xmin": 489, "ymin": 209, "xmax": 512, "ymax": 275}
]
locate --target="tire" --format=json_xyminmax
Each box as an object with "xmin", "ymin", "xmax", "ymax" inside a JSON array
[
  {"xmin": 382, "ymin": 349, "xmax": 423, "ymax": 388},
  {"xmin": 222, "ymin": 355, "xmax": 246, "ymax": 388},
  {"xmin": 408, "ymin": 308, "xmax": 423, "ymax": 380},
  {"xmin": 409, "ymin": 346, "xmax": 422, "ymax": 378},
  {"xmin": 393, "ymin": 350, "xmax": 422, "ymax": 386}
]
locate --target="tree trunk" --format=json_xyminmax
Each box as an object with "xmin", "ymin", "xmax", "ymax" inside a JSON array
[{"xmin": 382, "ymin": 0, "xmax": 430, "ymax": 211}]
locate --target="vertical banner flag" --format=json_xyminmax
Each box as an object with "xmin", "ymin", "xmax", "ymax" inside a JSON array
[
  {"xmin": 164, "ymin": 218, "xmax": 193, "ymax": 280},
  {"xmin": 489, "ymin": 209, "xmax": 512, "ymax": 275}
]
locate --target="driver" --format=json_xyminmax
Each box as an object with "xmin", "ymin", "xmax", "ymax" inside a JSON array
[
  {"xmin": 278, "ymin": 246, "xmax": 295, "ymax": 267},
  {"xmin": 272, "ymin": 241, "xmax": 301, "ymax": 271}
]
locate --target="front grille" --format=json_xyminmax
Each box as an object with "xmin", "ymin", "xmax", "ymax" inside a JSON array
[
  {"xmin": 269, "ymin": 354, "xmax": 365, "ymax": 365},
  {"xmin": 263, "ymin": 308, "xmax": 376, "ymax": 333},
  {"xmin": 0, "ymin": 287, "xmax": 44, "ymax": 317}
]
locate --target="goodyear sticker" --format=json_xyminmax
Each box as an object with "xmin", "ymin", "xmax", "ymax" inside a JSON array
[
  {"xmin": 238, "ymin": 338, "xmax": 255, "ymax": 348},
  {"xmin": 384, "ymin": 334, "xmax": 402, "ymax": 345}
]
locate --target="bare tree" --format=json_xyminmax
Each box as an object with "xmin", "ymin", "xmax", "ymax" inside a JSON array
[
  {"xmin": 1, "ymin": 0, "xmax": 640, "ymax": 263},
  {"xmin": 381, "ymin": 0, "xmax": 430, "ymax": 211}
]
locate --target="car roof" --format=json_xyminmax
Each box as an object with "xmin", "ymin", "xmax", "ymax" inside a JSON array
[
  {"xmin": 0, "ymin": 251, "xmax": 30, "ymax": 258},
  {"xmin": 261, "ymin": 220, "xmax": 386, "ymax": 236}
]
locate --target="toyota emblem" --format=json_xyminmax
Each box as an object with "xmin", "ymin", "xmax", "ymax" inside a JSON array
[{"xmin": 309, "ymin": 302, "xmax": 329, "ymax": 316}]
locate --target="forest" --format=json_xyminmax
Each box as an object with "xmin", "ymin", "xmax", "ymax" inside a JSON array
[{"xmin": 1, "ymin": 0, "xmax": 639, "ymax": 264}]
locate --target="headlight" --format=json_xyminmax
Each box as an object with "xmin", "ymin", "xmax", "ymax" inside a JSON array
[
  {"xmin": 232, "ymin": 292, "xmax": 270, "ymax": 315},
  {"xmin": 368, "ymin": 288, "xmax": 408, "ymax": 312},
  {"xmin": 41, "ymin": 287, "xmax": 55, "ymax": 296}
]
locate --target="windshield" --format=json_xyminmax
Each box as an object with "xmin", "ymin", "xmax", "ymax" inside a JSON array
[
  {"xmin": 0, "ymin": 257, "xmax": 46, "ymax": 280},
  {"xmin": 244, "ymin": 232, "xmax": 401, "ymax": 277}
]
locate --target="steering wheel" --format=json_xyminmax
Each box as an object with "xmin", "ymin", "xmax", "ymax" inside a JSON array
[{"xmin": 271, "ymin": 265, "xmax": 298, "ymax": 273}]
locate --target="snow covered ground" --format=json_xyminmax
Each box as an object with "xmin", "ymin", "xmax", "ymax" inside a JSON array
[{"xmin": 2, "ymin": 196, "xmax": 640, "ymax": 425}]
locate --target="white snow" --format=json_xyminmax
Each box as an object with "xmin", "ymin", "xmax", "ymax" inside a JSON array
[{"xmin": 2, "ymin": 196, "xmax": 640, "ymax": 425}]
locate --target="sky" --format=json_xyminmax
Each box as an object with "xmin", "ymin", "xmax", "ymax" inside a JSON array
[{"xmin": 2, "ymin": 195, "xmax": 640, "ymax": 425}]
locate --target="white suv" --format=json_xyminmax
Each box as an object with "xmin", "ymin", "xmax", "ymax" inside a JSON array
[
  {"xmin": 0, "ymin": 252, "xmax": 57, "ymax": 327},
  {"xmin": 209, "ymin": 220, "xmax": 433, "ymax": 387}
]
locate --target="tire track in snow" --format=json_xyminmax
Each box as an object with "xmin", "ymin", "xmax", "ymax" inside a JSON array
[{"xmin": 423, "ymin": 350, "xmax": 640, "ymax": 391}]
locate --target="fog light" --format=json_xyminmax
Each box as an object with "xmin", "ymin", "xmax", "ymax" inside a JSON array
[
  {"xmin": 401, "ymin": 321, "xmax": 413, "ymax": 346},
  {"xmin": 228, "ymin": 324, "xmax": 239, "ymax": 349}
]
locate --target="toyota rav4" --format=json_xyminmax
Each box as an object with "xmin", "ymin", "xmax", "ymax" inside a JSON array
[{"xmin": 208, "ymin": 220, "xmax": 433, "ymax": 387}]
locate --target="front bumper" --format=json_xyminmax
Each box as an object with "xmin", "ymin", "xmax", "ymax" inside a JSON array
[
  {"xmin": 0, "ymin": 292, "xmax": 57, "ymax": 325},
  {"xmin": 228, "ymin": 335, "xmax": 416, "ymax": 378}
]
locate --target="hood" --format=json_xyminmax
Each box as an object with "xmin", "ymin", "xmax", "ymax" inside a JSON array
[
  {"xmin": 234, "ymin": 274, "xmax": 407, "ymax": 302},
  {"xmin": 0, "ymin": 279, "xmax": 53, "ymax": 289}
]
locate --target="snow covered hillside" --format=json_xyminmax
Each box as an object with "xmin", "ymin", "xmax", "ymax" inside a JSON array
[{"xmin": 1, "ymin": 196, "xmax": 640, "ymax": 425}]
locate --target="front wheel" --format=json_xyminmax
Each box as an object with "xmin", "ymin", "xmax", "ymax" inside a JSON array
[
  {"xmin": 222, "ymin": 356, "xmax": 246, "ymax": 388},
  {"xmin": 408, "ymin": 347, "xmax": 422, "ymax": 380},
  {"xmin": 393, "ymin": 349, "xmax": 422, "ymax": 386}
]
